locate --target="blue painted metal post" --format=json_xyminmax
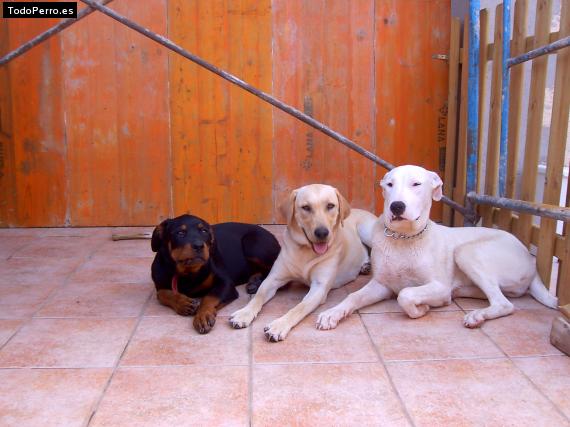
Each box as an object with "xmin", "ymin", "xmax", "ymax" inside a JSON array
[
  {"xmin": 466, "ymin": 0, "xmax": 481, "ymax": 223},
  {"xmin": 499, "ymin": 0, "xmax": 512, "ymax": 196}
]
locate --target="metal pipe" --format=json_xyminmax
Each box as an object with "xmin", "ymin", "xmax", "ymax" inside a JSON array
[
  {"xmin": 507, "ymin": 35, "xmax": 570, "ymax": 68},
  {"xmin": 465, "ymin": 0, "xmax": 481, "ymax": 225},
  {"xmin": 466, "ymin": 3, "xmax": 481, "ymax": 201},
  {"xmin": 499, "ymin": 0, "xmax": 512, "ymax": 196},
  {"xmin": 467, "ymin": 192, "xmax": 570, "ymax": 222},
  {"xmin": 0, "ymin": 0, "xmax": 115, "ymax": 67}
]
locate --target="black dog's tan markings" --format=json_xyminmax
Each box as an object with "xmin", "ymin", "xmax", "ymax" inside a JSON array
[{"xmin": 151, "ymin": 214, "xmax": 281, "ymax": 334}]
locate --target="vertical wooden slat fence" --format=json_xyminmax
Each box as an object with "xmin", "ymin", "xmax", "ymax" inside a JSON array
[{"xmin": 445, "ymin": 0, "xmax": 570, "ymax": 304}]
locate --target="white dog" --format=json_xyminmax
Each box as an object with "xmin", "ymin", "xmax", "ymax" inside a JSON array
[
  {"xmin": 229, "ymin": 184, "xmax": 376, "ymax": 341},
  {"xmin": 317, "ymin": 165, "xmax": 558, "ymax": 330}
]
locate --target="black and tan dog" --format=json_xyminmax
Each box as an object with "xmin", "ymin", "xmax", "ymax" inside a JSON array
[{"xmin": 151, "ymin": 214, "xmax": 281, "ymax": 334}]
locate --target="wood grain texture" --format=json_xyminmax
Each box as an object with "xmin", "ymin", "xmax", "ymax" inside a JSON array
[
  {"xmin": 536, "ymin": 1, "xmax": 570, "ymax": 290},
  {"xmin": 272, "ymin": 0, "xmax": 376, "ymax": 220},
  {"xmin": 375, "ymin": 0, "xmax": 451, "ymax": 221},
  {"xmin": 442, "ymin": 17, "xmax": 461, "ymax": 226},
  {"xmin": 515, "ymin": 0, "xmax": 552, "ymax": 246},
  {"xmin": 169, "ymin": 0, "xmax": 273, "ymax": 223},
  {"xmin": 5, "ymin": 15, "xmax": 66, "ymax": 226},
  {"xmin": 63, "ymin": 0, "xmax": 170, "ymax": 226}
]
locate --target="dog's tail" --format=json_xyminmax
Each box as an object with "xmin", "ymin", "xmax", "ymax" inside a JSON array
[{"xmin": 528, "ymin": 273, "xmax": 558, "ymax": 309}]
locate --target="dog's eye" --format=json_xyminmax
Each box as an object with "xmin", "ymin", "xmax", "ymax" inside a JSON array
[
  {"xmin": 326, "ymin": 203, "xmax": 335, "ymax": 210},
  {"xmin": 387, "ymin": 183, "xmax": 393, "ymax": 187},
  {"xmin": 200, "ymin": 228, "xmax": 208, "ymax": 234},
  {"xmin": 413, "ymin": 182, "xmax": 422, "ymax": 187},
  {"xmin": 301, "ymin": 205, "xmax": 311, "ymax": 212},
  {"xmin": 176, "ymin": 230, "xmax": 186, "ymax": 237}
]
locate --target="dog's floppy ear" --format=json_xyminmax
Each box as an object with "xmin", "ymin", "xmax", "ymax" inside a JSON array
[
  {"xmin": 151, "ymin": 219, "xmax": 170, "ymax": 252},
  {"xmin": 335, "ymin": 189, "xmax": 351, "ymax": 227},
  {"xmin": 430, "ymin": 171, "xmax": 443, "ymax": 201},
  {"xmin": 279, "ymin": 189, "xmax": 298, "ymax": 225}
]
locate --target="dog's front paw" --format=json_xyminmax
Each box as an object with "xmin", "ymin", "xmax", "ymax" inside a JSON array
[
  {"xmin": 193, "ymin": 310, "xmax": 216, "ymax": 334},
  {"xmin": 229, "ymin": 307, "xmax": 257, "ymax": 329},
  {"xmin": 263, "ymin": 318, "xmax": 291, "ymax": 342},
  {"xmin": 463, "ymin": 310, "xmax": 485, "ymax": 328},
  {"xmin": 175, "ymin": 295, "xmax": 200, "ymax": 316},
  {"xmin": 316, "ymin": 307, "xmax": 348, "ymax": 330}
]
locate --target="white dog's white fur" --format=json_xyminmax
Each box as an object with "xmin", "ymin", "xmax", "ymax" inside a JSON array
[
  {"xmin": 229, "ymin": 184, "xmax": 376, "ymax": 341},
  {"xmin": 317, "ymin": 165, "xmax": 558, "ymax": 330}
]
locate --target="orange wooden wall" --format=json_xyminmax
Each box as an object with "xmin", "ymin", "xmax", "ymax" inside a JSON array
[{"xmin": 0, "ymin": 0, "xmax": 450, "ymax": 227}]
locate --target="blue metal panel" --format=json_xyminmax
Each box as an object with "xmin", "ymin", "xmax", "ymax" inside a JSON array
[
  {"xmin": 466, "ymin": 0, "xmax": 480, "ymax": 200},
  {"xmin": 499, "ymin": 0, "xmax": 512, "ymax": 196}
]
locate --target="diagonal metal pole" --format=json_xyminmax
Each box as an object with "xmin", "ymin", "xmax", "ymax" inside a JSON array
[
  {"xmin": 78, "ymin": 0, "xmax": 470, "ymax": 218},
  {"xmin": 0, "ymin": 0, "xmax": 114, "ymax": 67}
]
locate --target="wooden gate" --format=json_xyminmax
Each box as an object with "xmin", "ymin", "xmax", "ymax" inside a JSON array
[{"xmin": 0, "ymin": 0, "xmax": 450, "ymax": 227}]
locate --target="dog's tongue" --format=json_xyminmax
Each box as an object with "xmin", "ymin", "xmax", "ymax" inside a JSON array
[{"xmin": 312, "ymin": 242, "xmax": 328, "ymax": 255}]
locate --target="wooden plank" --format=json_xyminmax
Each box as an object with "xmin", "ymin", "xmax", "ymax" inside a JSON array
[
  {"xmin": 550, "ymin": 316, "xmax": 570, "ymax": 356},
  {"xmin": 477, "ymin": 9, "xmax": 490, "ymax": 194},
  {"xmin": 169, "ymin": 0, "xmax": 273, "ymax": 224},
  {"xmin": 536, "ymin": 1, "xmax": 570, "ymax": 287},
  {"xmin": 375, "ymin": 0, "xmax": 450, "ymax": 222},
  {"xmin": 559, "ymin": 163, "xmax": 570, "ymax": 305},
  {"xmin": 497, "ymin": 0, "xmax": 529, "ymax": 231},
  {"xmin": 273, "ymin": 0, "xmax": 376, "ymax": 221},
  {"xmin": 442, "ymin": 17, "xmax": 461, "ymax": 226},
  {"xmin": 482, "ymin": 5, "xmax": 504, "ymax": 228},
  {"xmin": 453, "ymin": 16, "xmax": 470, "ymax": 226},
  {"xmin": 0, "ymin": 19, "xmax": 16, "ymax": 226},
  {"xmin": 63, "ymin": 0, "xmax": 169, "ymax": 226},
  {"xmin": 515, "ymin": 0, "xmax": 553, "ymax": 246},
  {"xmin": 7, "ymin": 16, "xmax": 66, "ymax": 226}
]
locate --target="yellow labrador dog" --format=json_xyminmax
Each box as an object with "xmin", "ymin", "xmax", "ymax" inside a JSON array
[
  {"xmin": 317, "ymin": 165, "xmax": 557, "ymax": 330},
  {"xmin": 229, "ymin": 184, "xmax": 376, "ymax": 341}
]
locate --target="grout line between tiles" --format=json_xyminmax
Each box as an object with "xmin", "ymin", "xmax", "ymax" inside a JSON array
[
  {"xmin": 248, "ymin": 320, "xmax": 254, "ymax": 427},
  {"xmin": 359, "ymin": 312, "xmax": 417, "ymax": 427},
  {"xmin": 85, "ymin": 289, "xmax": 154, "ymax": 427}
]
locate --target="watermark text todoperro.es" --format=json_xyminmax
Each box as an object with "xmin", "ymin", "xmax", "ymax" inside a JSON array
[{"xmin": 3, "ymin": 2, "xmax": 77, "ymax": 18}]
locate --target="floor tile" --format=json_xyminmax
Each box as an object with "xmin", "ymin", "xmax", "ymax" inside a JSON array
[
  {"xmin": 481, "ymin": 309, "xmax": 562, "ymax": 357},
  {"xmin": 0, "ymin": 258, "xmax": 81, "ymax": 285},
  {"xmin": 258, "ymin": 282, "xmax": 349, "ymax": 316},
  {"xmin": 12, "ymin": 236, "xmax": 102, "ymax": 259},
  {"xmin": 144, "ymin": 283, "xmax": 251, "ymax": 317},
  {"xmin": 0, "ymin": 318, "xmax": 136, "ymax": 368},
  {"xmin": 92, "ymin": 238, "xmax": 154, "ymax": 258},
  {"xmin": 35, "ymin": 283, "xmax": 152, "ymax": 318},
  {"xmin": 121, "ymin": 316, "xmax": 249, "ymax": 366},
  {"xmin": 455, "ymin": 295, "xmax": 557, "ymax": 311},
  {"xmin": 362, "ymin": 312, "xmax": 503, "ymax": 361},
  {"xmin": 90, "ymin": 366, "xmax": 248, "ymax": 427},
  {"xmin": 0, "ymin": 283, "xmax": 59, "ymax": 318},
  {"xmin": 514, "ymin": 356, "xmax": 570, "ymax": 419},
  {"xmin": 253, "ymin": 363, "xmax": 410, "ymax": 427},
  {"xmin": 69, "ymin": 257, "xmax": 152, "ymax": 285},
  {"xmin": 0, "ymin": 236, "xmax": 34, "ymax": 259},
  {"xmin": 253, "ymin": 314, "xmax": 377, "ymax": 364},
  {"xmin": 0, "ymin": 320, "xmax": 24, "ymax": 347},
  {"xmin": 0, "ymin": 368, "xmax": 111, "ymax": 427},
  {"xmin": 388, "ymin": 358, "xmax": 568, "ymax": 426}
]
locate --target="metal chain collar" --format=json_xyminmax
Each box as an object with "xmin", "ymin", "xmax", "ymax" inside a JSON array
[{"xmin": 383, "ymin": 222, "xmax": 429, "ymax": 240}]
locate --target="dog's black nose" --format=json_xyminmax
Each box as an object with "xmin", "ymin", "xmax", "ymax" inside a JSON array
[
  {"xmin": 390, "ymin": 201, "xmax": 406, "ymax": 216},
  {"xmin": 191, "ymin": 241, "xmax": 204, "ymax": 251},
  {"xmin": 314, "ymin": 227, "xmax": 329, "ymax": 240}
]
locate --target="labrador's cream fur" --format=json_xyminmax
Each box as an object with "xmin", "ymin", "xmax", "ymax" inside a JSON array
[
  {"xmin": 317, "ymin": 165, "xmax": 558, "ymax": 330},
  {"xmin": 229, "ymin": 184, "xmax": 376, "ymax": 341}
]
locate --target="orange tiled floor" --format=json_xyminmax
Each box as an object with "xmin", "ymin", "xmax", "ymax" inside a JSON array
[{"xmin": 0, "ymin": 226, "xmax": 569, "ymax": 427}]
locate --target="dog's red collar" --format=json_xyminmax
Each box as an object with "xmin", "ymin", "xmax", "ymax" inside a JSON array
[{"xmin": 171, "ymin": 275, "xmax": 179, "ymax": 294}]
